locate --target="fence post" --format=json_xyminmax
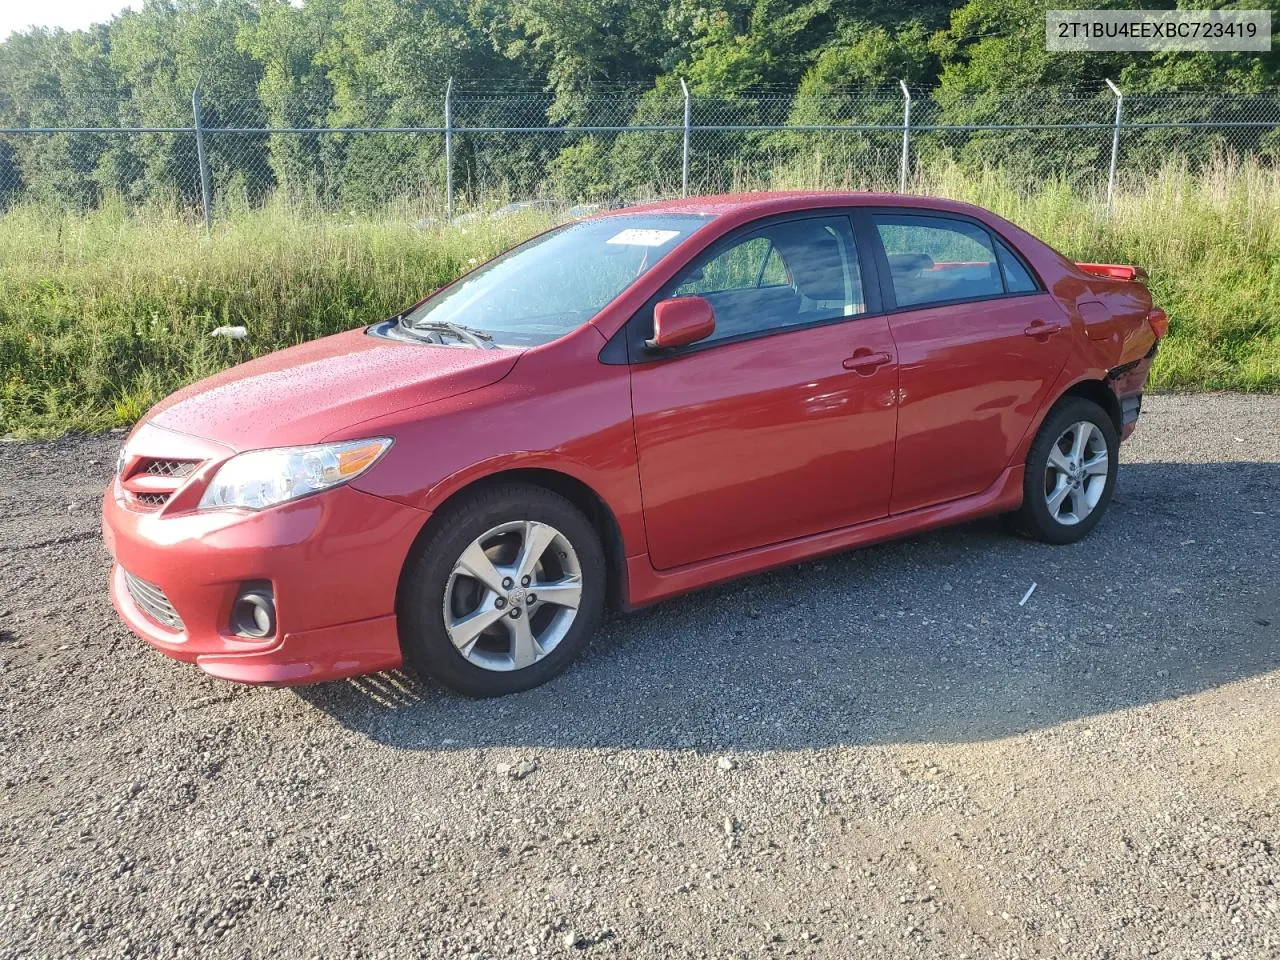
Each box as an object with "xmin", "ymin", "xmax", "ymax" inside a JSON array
[
  {"xmin": 1105, "ymin": 78, "xmax": 1123, "ymax": 213},
  {"xmin": 898, "ymin": 79, "xmax": 912, "ymax": 193},
  {"xmin": 680, "ymin": 78, "xmax": 691, "ymax": 198},
  {"xmin": 444, "ymin": 77, "xmax": 454, "ymax": 219},
  {"xmin": 191, "ymin": 80, "xmax": 213, "ymax": 230}
]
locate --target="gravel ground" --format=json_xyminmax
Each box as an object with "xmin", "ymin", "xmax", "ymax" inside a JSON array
[{"xmin": 1, "ymin": 393, "xmax": 1278, "ymax": 960}]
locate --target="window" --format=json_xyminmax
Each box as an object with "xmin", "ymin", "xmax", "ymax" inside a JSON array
[
  {"xmin": 875, "ymin": 216, "xmax": 1004, "ymax": 308},
  {"xmin": 403, "ymin": 213, "xmax": 710, "ymax": 346},
  {"xmin": 676, "ymin": 236, "xmax": 781, "ymax": 296},
  {"xmin": 760, "ymin": 246, "xmax": 789, "ymax": 287},
  {"xmin": 996, "ymin": 239, "xmax": 1038, "ymax": 293},
  {"xmin": 667, "ymin": 217, "xmax": 864, "ymax": 344}
]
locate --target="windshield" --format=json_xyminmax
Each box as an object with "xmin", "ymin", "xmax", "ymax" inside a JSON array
[{"xmin": 403, "ymin": 213, "xmax": 711, "ymax": 346}]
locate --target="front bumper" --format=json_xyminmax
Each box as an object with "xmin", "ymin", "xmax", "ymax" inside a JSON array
[{"xmin": 103, "ymin": 480, "xmax": 429, "ymax": 685}]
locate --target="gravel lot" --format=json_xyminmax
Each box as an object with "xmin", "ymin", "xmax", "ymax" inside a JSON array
[{"xmin": 1, "ymin": 393, "xmax": 1278, "ymax": 960}]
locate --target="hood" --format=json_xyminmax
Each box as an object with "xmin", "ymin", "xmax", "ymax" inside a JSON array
[{"xmin": 146, "ymin": 328, "xmax": 520, "ymax": 451}]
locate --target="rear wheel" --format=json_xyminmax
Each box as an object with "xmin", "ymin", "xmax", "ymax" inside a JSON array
[
  {"xmin": 398, "ymin": 484, "xmax": 605, "ymax": 697},
  {"xmin": 1008, "ymin": 397, "xmax": 1118, "ymax": 544}
]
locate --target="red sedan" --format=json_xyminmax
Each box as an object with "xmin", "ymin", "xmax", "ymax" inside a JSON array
[{"xmin": 102, "ymin": 192, "xmax": 1166, "ymax": 696}]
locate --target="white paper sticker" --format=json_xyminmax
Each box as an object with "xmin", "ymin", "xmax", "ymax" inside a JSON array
[{"xmin": 606, "ymin": 228, "xmax": 681, "ymax": 247}]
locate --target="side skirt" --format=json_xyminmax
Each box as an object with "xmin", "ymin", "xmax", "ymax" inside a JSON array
[{"xmin": 622, "ymin": 465, "xmax": 1025, "ymax": 610}]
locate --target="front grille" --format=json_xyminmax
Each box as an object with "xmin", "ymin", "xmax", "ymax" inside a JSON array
[
  {"xmin": 123, "ymin": 457, "xmax": 202, "ymax": 510},
  {"xmin": 143, "ymin": 459, "xmax": 198, "ymax": 479},
  {"xmin": 122, "ymin": 570, "xmax": 184, "ymax": 632}
]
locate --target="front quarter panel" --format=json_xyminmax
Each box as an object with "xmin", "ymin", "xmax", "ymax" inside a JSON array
[{"xmin": 341, "ymin": 325, "xmax": 645, "ymax": 556}]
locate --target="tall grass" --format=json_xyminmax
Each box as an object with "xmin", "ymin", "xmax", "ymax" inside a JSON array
[
  {"xmin": 1, "ymin": 161, "xmax": 1277, "ymax": 438},
  {"xmin": 926, "ymin": 158, "xmax": 1280, "ymax": 392},
  {"xmin": 0, "ymin": 200, "xmax": 555, "ymax": 436}
]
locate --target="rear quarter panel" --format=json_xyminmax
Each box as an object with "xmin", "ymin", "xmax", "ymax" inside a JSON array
[
  {"xmin": 979, "ymin": 209, "xmax": 1156, "ymax": 372},
  {"xmin": 977, "ymin": 211, "xmax": 1158, "ymax": 461}
]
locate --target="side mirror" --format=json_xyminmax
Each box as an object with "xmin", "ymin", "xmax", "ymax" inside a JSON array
[{"xmin": 647, "ymin": 296, "xmax": 716, "ymax": 350}]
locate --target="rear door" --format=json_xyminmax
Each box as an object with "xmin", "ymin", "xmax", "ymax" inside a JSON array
[
  {"xmin": 627, "ymin": 214, "xmax": 900, "ymax": 570},
  {"xmin": 863, "ymin": 211, "xmax": 1070, "ymax": 515}
]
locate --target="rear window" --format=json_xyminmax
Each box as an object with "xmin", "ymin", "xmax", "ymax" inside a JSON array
[
  {"xmin": 874, "ymin": 215, "xmax": 1004, "ymax": 308},
  {"xmin": 996, "ymin": 238, "xmax": 1039, "ymax": 293}
]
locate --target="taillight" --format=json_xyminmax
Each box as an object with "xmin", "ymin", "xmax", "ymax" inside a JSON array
[{"xmin": 1147, "ymin": 308, "xmax": 1169, "ymax": 339}]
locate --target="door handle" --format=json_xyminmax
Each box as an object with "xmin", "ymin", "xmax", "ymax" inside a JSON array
[
  {"xmin": 1024, "ymin": 319, "xmax": 1063, "ymax": 339},
  {"xmin": 842, "ymin": 349, "xmax": 893, "ymax": 375}
]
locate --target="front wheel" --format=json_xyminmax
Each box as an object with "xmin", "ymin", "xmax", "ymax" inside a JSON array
[
  {"xmin": 1008, "ymin": 397, "xmax": 1119, "ymax": 545},
  {"xmin": 398, "ymin": 484, "xmax": 606, "ymax": 697}
]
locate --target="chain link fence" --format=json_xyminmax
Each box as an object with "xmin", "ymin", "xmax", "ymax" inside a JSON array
[{"xmin": 2, "ymin": 81, "xmax": 1279, "ymax": 223}]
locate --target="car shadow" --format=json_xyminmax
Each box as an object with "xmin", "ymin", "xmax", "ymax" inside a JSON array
[{"xmin": 295, "ymin": 460, "xmax": 1280, "ymax": 751}]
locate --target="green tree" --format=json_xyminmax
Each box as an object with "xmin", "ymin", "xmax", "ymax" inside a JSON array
[
  {"xmin": 925, "ymin": 0, "xmax": 1122, "ymax": 184},
  {"xmin": 108, "ymin": 0, "xmax": 265, "ymax": 207},
  {"xmin": 237, "ymin": 0, "xmax": 336, "ymax": 202},
  {"xmin": 0, "ymin": 27, "xmax": 127, "ymax": 207}
]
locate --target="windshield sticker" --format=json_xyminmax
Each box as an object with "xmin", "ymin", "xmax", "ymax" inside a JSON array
[{"xmin": 606, "ymin": 228, "xmax": 681, "ymax": 247}]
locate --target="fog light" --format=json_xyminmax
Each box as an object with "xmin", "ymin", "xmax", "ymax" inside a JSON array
[{"xmin": 231, "ymin": 584, "xmax": 276, "ymax": 639}]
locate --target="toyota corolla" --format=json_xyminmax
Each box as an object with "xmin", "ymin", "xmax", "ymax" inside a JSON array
[{"xmin": 102, "ymin": 192, "xmax": 1166, "ymax": 696}]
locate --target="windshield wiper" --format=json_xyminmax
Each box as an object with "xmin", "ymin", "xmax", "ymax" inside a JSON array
[{"xmin": 404, "ymin": 317, "xmax": 497, "ymax": 349}]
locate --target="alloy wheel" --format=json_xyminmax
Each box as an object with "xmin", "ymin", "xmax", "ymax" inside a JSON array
[
  {"xmin": 1043, "ymin": 420, "xmax": 1110, "ymax": 526},
  {"xmin": 443, "ymin": 520, "xmax": 583, "ymax": 672}
]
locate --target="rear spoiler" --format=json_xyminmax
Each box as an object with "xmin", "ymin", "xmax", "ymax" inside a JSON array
[{"xmin": 1076, "ymin": 262, "xmax": 1149, "ymax": 282}]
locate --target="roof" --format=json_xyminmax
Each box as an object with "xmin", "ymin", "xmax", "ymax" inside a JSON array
[{"xmin": 613, "ymin": 190, "xmax": 990, "ymax": 220}]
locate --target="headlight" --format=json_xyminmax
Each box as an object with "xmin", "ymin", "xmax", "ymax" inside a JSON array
[
  {"xmin": 198, "ymin": 438, "xmax": 392, "ymax": 511},
  {"xmin": 116, "ymin": 445, "xmax": 128, "ymax": 477}
]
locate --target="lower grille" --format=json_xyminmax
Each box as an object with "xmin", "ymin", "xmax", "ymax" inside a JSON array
[
  {"xmin": 134, "ymin": 493, "xmax": 170, "ymax": 508},
  {"xmin": 122, "ymin": 569, "xmax": 185, "ymax": 632}
]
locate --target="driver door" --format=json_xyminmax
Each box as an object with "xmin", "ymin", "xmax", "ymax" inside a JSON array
[{"xmin": 628, "ymin": 214, "xmax": 900, "ymax": 570}]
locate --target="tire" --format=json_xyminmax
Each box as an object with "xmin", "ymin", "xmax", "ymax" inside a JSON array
[
  {"xmin": 1007, "ymin": 397, "xmax": 1119, "ymax": 545},
  {"xmin": 398, "ymin": 483, "xmax": 606, "ymax": 697}
]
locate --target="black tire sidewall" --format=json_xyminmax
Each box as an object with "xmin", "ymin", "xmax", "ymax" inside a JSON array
[
  {"xmin": 398, "ymin": 485, "xmax": 606, "ymax": 697},
  {"xmin": 1019, "ymin": 398, "xmax": 1119, "ymax": 545}
]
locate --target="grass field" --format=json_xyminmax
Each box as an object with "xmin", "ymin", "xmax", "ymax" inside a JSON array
[{"xmin": 2, "ymin": 160, "xmax": 1278, "ymax": 437}]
